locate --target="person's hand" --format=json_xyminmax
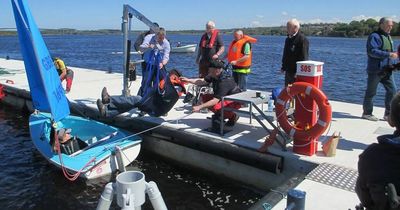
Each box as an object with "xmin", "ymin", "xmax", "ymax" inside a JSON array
[
  {"xmin": 192, "ymin": 105, "xmax": 201, "ymax": 112},
  {"xmin": 230, "ymin": 60, "xmax": 237, "ymax": 65},
  {"xmin": 390, "ymin": 52, "xmax": 398, "ymax": 59},
  {"xmin": 212, "ymin": 54, "xmax": 219, "ymax": 60},
  {"xmin": 149, "ymin": 44, "xmax": 155, "ymax": 49},
  {"xmin": 180, "ymin": 77, "xmax": 189, "ymax": 83},
  {"xmin": 159, "ymin": 63, "xmax": 164, "ymax": 69}
]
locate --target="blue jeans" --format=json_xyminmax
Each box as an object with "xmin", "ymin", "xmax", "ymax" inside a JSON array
[
  {"xmin": 233, "ymin": 72, "xmax": 248, "ymax": 91},
  {"xmin": 363, "ymin": 72, "xmax": 396, "ymax": 116}
]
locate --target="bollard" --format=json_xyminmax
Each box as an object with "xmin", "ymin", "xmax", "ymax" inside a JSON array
[
  {"xmin": 116, "ymin": 171, "xmax": 146, "ymax": 209},
  {"xmin": 286, "ymin": 189, "xmax": 306, "ymax": 210}
]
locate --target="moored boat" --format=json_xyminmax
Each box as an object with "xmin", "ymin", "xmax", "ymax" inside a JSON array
[
  {"xmin": 171, "ymin": 44, "xmax": 197, "ymax": 53},
  {"xmin": 12, "ymin": 0, "xmax": 142, "ymax": 180}
]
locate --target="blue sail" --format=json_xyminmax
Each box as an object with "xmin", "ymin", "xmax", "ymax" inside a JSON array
[{"xmin": 11, "ymin": 0, "xmax": 70, "ymax": 122}]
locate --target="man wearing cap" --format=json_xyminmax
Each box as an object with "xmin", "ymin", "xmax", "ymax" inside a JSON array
[
  {"xmin": 180, "ymin": 59, "xmax": 242, "ymax": 127},
  {"xmin": 53, "ymin": 128, "xmax": 85, "ymax": 155}
]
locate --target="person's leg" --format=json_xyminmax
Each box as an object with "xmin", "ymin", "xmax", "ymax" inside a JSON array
[
  {"xmin": 238, "ymin": 73, "xmax": 248, "ymax": 91},
  {"xmin": 199, "ymin": 60, "xmax": 209, "ymax": 78},
  {"xmin": 362, "ymin": 73, "xmax": 381, "ymax": 116},
  {"xmin": 137, "ymin": 62, "xmax": 149, "ymax": 96},
  {"xmin": 284, "ymin": 71, "xmax": 296, "ymax": 87},
  {"xmin": 381, "ymin": 73, "xmax": 397, "ymax": 117},
  {"xmin": 232, "ymin": 71, "xmax": 239, "ymax": 85},
  {"xmin": 213, "ymin": 100, "xmax": 241, "ymax": 120},
  {"xmin": 108, "ymin": 95, "xmax": 142, "ymax": 113},
  {"xmin": 65, "ymin": 69, "xmax": 74, "ymax": 92}
]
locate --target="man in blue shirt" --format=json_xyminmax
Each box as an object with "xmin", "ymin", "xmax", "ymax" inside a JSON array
[
  {"xmin": 362, "ymin": 17, "xmax": 398, "ymax": 121},
  {"xmin": 137, "ymin": 27, "xmax": 170, "ymax": 96}
]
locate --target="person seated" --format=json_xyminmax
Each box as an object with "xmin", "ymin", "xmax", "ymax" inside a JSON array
[
  {"xmin": 96, "ymin": 70, "xmax": 186, "ymax": 117},
  {"xmin": 355, "ymin": 92, "xmax": 400, "ymax": 210},
  {"xmin": 180, "ymin": 59, "xmax": 241, "ymax": 127},
  {"xmin": 52, "ymin": 128, "xmax": 87, "ymax": 155},
  {"xmin": 53, "ymin": 57, "xmax": 74, "ymax": 93}
]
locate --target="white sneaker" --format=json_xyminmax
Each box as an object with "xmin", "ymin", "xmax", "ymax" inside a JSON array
[{"xmin": 361, "ymin": 114, "xmax": 379, "ymax": 121}]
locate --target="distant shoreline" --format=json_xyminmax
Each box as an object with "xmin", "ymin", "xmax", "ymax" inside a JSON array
[{"xmin": 1, "ymin": 19, "xmax": 399, "ymax": 39}]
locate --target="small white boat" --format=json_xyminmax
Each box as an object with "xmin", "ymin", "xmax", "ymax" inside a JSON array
[
  {"xmin": 12, "ymin": 0, "xmax": 141, "ymax": 180},
  {"xmin": 171, "ymin": 44, "xmax": 197, "ymax": 53}
]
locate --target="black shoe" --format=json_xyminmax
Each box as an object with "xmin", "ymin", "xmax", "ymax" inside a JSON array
[
  {"xmin": 96, "ymin": 99, "xmax": 106, "ymax": 117},
  {"xmin": 138, "ymin": 110, "xmax": 146, "ymax": 117},
  {"xmin": 101, "ymin": 87, "xmax": 110, "ymax": 104},
  {"xmin": 183, "ymin": 92, "xmax": 194, "ymax": 103},
  {"xmin": 226, "ymin": 114, "xmax": 239, "ymax": 127}
]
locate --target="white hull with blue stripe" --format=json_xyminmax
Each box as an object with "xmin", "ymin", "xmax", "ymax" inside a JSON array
[{"xmin": 29, "ymin": 112, "xmax": 141, "ymax": 179}]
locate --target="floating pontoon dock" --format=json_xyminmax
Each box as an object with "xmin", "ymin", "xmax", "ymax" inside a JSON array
[{"xmin": 0, "ymin": 58, "xmax": 392, "ymax": 209}]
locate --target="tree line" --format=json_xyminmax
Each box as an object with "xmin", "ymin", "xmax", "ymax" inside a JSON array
[
  {"xmin": 1, "ymin": 19, "xmax": 399, "ymax": 38},
  {"xmin": 224, "ymin": 19, "xmax": 399, "ymax": 38}
]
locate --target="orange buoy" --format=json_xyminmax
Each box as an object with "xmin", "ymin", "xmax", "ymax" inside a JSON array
[{"xmin": 275, "ymin": 82, "xmax": 331, "ymax": 141}]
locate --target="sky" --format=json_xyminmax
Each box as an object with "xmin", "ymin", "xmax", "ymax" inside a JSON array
[{"xmin": 1, "ymin": 0, "xmax": 399, "ymax": 30}]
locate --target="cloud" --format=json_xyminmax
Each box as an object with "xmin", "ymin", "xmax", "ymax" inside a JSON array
[
  {"xmin": 282, "ymin": 11, "xmax": 288, "ymax": 16},
  {"xmin": 256, "ymin": 15, "xmax": 264, "ymax": 19},
  {"xmin": 250, "ymin": 21, "xmax": 264, "ymax": 27},
  {"xmin": 306, "ymin": 18, "xmax": 323, "ymax": 24},
  {"xmin": 303, "ymin": 17, "xmax": 344, "ymax": 24},
  {"xmin": 351, "ymin": 15, "xmax": 400, "ymax": 22},
  {"xmin": 351, "ymin": 15, "xmax": 381, "ymax": 21}
]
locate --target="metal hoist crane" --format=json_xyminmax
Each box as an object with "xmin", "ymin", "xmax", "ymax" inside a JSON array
[{"xmin": 121, "ymin": 5, "xmax": 159, "ymax": 96}]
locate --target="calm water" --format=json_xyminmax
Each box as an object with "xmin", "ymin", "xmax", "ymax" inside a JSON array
[{"xmin": 0, "ymin": 34, "xmax": 399, "ymax": 209}]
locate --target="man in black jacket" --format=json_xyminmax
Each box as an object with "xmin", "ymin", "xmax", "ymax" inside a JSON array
[
  {"xmin": 355, "ymin": 92, "xmax": 400, "ymax": 210},
  {"xmin": 281, "ymin": 19, "xmax": 309, "ymax": 86}
]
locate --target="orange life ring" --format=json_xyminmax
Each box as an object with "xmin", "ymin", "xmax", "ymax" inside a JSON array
[{"xmin": 275, "ymin": 82, "xmax": 331, "ymax": 141}]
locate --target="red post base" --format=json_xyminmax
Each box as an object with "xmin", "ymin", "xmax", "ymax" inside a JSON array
[{"xmin": 293, "ymin": 138, "xmax": 318, "ymax": 156}]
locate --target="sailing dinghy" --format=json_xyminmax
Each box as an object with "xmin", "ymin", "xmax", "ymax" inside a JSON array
[{"xmin": 11, "ymin": 0, "xmax": 141, "ymax": 180}]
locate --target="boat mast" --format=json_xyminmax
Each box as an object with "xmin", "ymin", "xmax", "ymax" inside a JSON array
[{"xmin": 121, "ymin": 5, "xmax": 159, "ymax": 97}]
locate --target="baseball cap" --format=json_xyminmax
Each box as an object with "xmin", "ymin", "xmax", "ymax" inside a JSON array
[
  {"xmin": 58, "ymin": 128, "xmax": 72, "ymax": 140},
  {"xmin": 209, "ymin": 59, "xmax": 225, "ymax": 69}
]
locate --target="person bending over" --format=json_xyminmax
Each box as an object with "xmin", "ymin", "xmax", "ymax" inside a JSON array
[
  {"xmin": 53, "ymin": 57, "xmax": 74, "ymax": 93},
  {"xmin": 180, "ymin": 59, "xmax": 241, "ymax": 127}
]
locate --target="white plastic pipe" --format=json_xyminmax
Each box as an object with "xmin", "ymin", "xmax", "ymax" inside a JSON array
[
  {"xmin": 146, "ymin": 181, "xmax": 168, "ymax": 210},
  {"xmin": 96, "ymin": 182, "xmax": 114, "ymax": 210}
]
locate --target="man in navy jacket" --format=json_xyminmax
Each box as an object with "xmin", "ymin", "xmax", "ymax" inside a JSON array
[{"xmin": 362, "ymin": 17, "xmax": 398, "ymax": 121}]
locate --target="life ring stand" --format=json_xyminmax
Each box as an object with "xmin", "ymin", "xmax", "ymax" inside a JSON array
[{"xmin": 275, "ymin": 82, "xmax": 332, "ymax": 141}]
